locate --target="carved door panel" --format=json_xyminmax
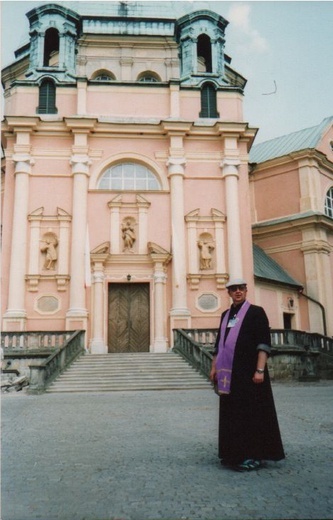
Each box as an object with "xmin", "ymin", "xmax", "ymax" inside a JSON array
[{"xmin": 108, "ymin": 283, "xmax": 150, "ymax": 353}]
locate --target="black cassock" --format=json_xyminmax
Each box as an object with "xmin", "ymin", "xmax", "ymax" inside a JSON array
[{"xmin": 214, "ymin": 303, "xmax": 285, "ymax": 465}]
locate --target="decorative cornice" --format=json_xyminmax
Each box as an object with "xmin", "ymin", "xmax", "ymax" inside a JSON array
[{"xmin": 252, "ymin": 212, "xmax": 333, "ymax": 237}]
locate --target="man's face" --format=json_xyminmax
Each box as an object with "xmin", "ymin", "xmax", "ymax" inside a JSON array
[{"xmin": 228, "ymin": 284, "xmax": 247, "ymax": 305}]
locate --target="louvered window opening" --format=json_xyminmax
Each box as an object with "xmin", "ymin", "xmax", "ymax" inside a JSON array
[
  {"xmin": 98, "ymin": 163, "xmax": 161, "ymax": 191},
  {"xmin": 37, "ymin": 80, "xmax": 57, "ymax": 114},
  {"xmin": 325, "ymin": 187, "xmax": 333, "ymax": 219},
  {"xmin": 200, "ymin": 84, "xmax": 219, "ymax": 118}
]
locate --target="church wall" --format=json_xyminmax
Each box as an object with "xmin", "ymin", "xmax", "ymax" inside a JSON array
[
  {"xmin": 56, "ymin": 88, "xmax": 78, "ymax": 117},
  {"xmin": 5, "ymin": 87, "xmax": 39, "ymax": 116},
  {"xmin": 253, "ymin": 166, "xmax": 301, "ymax": 222},
  {"xmin": 179, "ymin": 91, "xmax": 244, "ymax": 122},
  {"xmin": 25, "ymin": 279, "xmax": 69, "ymax": 331},
  {"xmin": 317, "ymin": 125, "xmax": 333, "ymax": 157},
  {"xmin": 80, "ymin": 38, "xmax": 179, "ymax": 82},
  {"xmin": 1, "ymin": 4, "xmax": 263, "ymax": 348},
  {"xmin": 28, "ymin": 176, "xmax": 73, "ymax": 214},
  {"xmin": 86, "ymin": 86, "xmax": 170, "ymax": 118},
  {"xmin": 183, "ymin": 178, "xmax": 224, "ymax": 214}
]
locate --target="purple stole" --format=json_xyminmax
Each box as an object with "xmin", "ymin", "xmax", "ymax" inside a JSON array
[{"xmin": 216, "ymin": 300, "xmax": 251, "ymax": 394}]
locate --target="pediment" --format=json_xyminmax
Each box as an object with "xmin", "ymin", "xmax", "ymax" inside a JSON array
[
  {"xmin": 91, "ymin": 242, "xmax": 110, "ymax": 255},
  {"xmin": 147, "ymin": 242, "xmax": 170, "ymax": 255}
]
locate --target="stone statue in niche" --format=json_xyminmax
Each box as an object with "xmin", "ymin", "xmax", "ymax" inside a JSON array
[
  {"xmin": 122, "ymin": 218, "xmax": 136, "ymax": 252},
  {"xmin": 198, "ymin": 237, "xmax": 215, "ymax": 270},
  {"xmin": 40, "ymin": 233, "xmax": 58, "ymax": 270}
]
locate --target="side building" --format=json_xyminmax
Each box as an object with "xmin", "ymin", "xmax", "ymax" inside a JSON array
[
  {"xmin": 1, "ymin": 2, "xmax": 257, "ymax": 352},
  {"xmin": 250, "ymin": 117, "xmax": 333, "ymax": 337}
]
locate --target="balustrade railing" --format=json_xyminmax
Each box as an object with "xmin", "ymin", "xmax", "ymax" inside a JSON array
[
  {"xmin": 173, "ymin": 328, "xmax": 333, "ymax": 380},
  {"xmin": 172, "ymin": 329, "xmax": 214, "ymax": 379},
  {"xmin": 270, "ymin": 329, "xmax": 333, "ymax": 355},
  {"xmin": 28, "ymin": 330, "xmax": 85, "ymax": 394},
  {"xmin": 1, "ymin": 331, "xmax": 73, "ymax": 351}
]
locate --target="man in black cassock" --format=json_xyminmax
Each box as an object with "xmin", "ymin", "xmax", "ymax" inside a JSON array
[{"xmin": 210, "ymin": 278, "xmax": 285, "ymax": 471}]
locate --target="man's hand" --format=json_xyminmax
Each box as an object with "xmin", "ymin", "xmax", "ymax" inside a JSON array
[
  {"xmin": 210, "ymin": 356, "xmax": 217, "ymax": 383},
  {"xmin": 252, "ymin": 371, "xmax": 264, "ymax": 384}
]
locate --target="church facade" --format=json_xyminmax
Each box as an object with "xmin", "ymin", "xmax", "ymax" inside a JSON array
[{"xmin": 2, "ymin": 2, "xmax": 332, "ymax": 353}]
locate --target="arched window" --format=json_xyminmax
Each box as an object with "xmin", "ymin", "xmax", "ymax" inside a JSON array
[
  {"xmin": 137, "ymin": 71, "xmax": 161, "ymax": 83},
  {"xmin": 94, "ymin": 75, "xmax": 114, "ymax": 81},
  {"xmin": 197, "ymin": 34, "xmax": 212, "ymax": 73},
  {"xmin": 98, "ymin": 163, "xmax": 161, "ymax": 191},
  {"xmin": 37, "ymin": 79, "xmax": 57, "ymax": 114},
  {"xmin": 199, "ymin": 82, "xmax": 219, "ymax": 118},
  {"xmin": 324, "ymin": 187, "xmax": 333, "ymax": 218},
  {"xmin": 91, "ymin": 70, "xmax": 116, "ymax": 81},
  {"xmin": 43, "ymin": 28, "xmax": 60, "ymax": 67}
]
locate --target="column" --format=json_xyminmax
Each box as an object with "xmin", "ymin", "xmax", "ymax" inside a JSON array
[
  {"xmin": 153, "ymin": 264, "xmax": 168, "ymax": 352},
  {"xmin": 59, "ymin": 32, "xmax": 65, "ymax": 68},
  {"xmin": 299, "ymin": 158, "xmax": 321, "ymax": 212},
  {"xmin": 214, "ymin": 221, "xmax": 226, "ymax": 274},
  {"xmin": 90, "ymin": 260, "xmax": 108, "ymax": 354},
  {"xmin": 55, "ymin": 211, "xmax": 71, "ymax": 291},
  {"xmin": 221, "ymin": 159, "xmax": 243, "ymax": 280},
  {"xmin": 26, "ymin": 217, "xmax": 41, "ymax": 292},
  {"xmin": 168, "ymin": 157, "xmax": 191, "ymax": 326},
  {"xmin": 28, "ymin": 219, "xmax": 41, "ymax": 275},
  {"xmin": 66, "ymin": 155, "xmax": 90, "ymax": 330},
  {"xmin": 58, "ymin": 218, "xmax": 70, "ymax": 276},
  {"xmin": 3, "ymin": 156, "xmax": 33, "ymax": 330},
  {"xmin": 187, "ymin": 221, "xmax": 198, "ymax": 274},
  {"xmin": 137, "ymin": 196, "xmax": 150, "ymax": 254},
  {"xmin": 77, "ymin": 79, "xmax": 87, "ymax": 115},
  {"xmin": 170, "ymin": 83, "xmax": 180, "ymax": 118},
  {"xmin": 212, "ymin": 209, "xmax": 227, "ymax": 275},
  {"xmin": 109, "ymin": 200, "xmax": 121, "ymax": 254},
  {"xmin": 148, "ymin": 243, "xmax": 171, "ymax": 352}
]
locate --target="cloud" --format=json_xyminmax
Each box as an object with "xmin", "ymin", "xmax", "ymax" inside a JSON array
[{"xmin": 227, "ymin": 3, "xmax": 268, "ymax": 54}]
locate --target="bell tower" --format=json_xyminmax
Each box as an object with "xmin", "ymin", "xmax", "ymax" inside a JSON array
[{"xmin": 26, "ymin": 3, "xmax": 80, "ymax": 83}]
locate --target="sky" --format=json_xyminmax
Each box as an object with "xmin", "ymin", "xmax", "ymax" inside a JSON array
[{"xmin": 1, "ymin": 0, "xmax": 333, "ymax": 143}]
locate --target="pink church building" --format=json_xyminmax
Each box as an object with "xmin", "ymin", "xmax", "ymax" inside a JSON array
[{"xmin": 1, "ymin": 2, "xmax": 332, "ymax": 358}]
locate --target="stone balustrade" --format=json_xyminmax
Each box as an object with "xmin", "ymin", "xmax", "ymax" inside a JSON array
[{"xmin": 173, "ymin": 328, "xmax": 333, "ymax": 381}]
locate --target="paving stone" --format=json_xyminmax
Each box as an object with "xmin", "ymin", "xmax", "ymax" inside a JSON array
[{"xmin": 1, "ymin": 382, "xmax": 333, "ymax": 520}]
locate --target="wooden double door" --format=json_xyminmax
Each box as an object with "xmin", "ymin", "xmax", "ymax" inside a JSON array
[{"xmin": 108, "ymin": 283, "xmax": 150, "ymax": 353}]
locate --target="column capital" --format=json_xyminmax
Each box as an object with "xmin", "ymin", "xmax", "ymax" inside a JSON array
[
  {"xmin": 154, "ymin": 272, "xmax": 167, "ymax": 284},
  {"xmin": 12, "ymin": 154, "xmax": 35, "ymax": 173},
  {"xmin": 220, "ymin": 158, "xmax": 240, "ymax": 178},
  {"xmin": 70, "ymin": 154, "xmax": 92, "ymax": 175},
  {"xmin": 92, "ymin": 271, "xmax": 105, "ymax": 284},
  {"xmin": 167, "ymin": 157, "xmax": 186, "ymax": 176}
]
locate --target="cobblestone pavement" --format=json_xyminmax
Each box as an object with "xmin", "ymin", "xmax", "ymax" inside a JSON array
[{"xmin": 2, "ymin": 382, "xmax": 333, "ymax": 520}]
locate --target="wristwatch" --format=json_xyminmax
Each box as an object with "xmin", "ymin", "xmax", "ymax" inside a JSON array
[{"xmin": 256, "ymin": 368, "xmax": 265, "ymax": 374}]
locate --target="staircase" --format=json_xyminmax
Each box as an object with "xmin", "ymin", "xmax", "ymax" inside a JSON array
[{"xmin": 46, "ymin": 352, "xmax": 211, "ymax": 393}]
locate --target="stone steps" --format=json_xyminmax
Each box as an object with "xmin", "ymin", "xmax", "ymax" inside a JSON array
[{"xmin": 46, "ymin": 352, "xmax": 211, "ymax": 393}]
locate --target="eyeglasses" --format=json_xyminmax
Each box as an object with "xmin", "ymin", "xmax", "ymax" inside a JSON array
[{"xmin": 228, "ymin": 285, "xmax": 247, "ymax": 292}]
